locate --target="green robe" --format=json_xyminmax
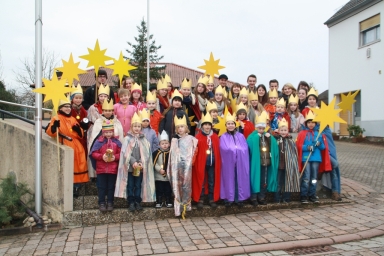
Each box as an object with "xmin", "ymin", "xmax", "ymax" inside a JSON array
[{"xmin": 247, "ymin": 131, "xmax": 279, "ymax": 193}]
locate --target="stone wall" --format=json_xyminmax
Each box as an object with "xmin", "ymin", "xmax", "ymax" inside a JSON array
[{"xmin": 0, "ymin": 119, "xmax": 73, "ymax": 223}]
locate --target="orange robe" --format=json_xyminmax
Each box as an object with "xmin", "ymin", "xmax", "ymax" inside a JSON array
[
  {"xmin": 46, "ymin": 113, "xmax": 89, "ymax": 184},
  {"xmin": 264, "ymin": 103, "xmax": 276, "ymax": 123}
]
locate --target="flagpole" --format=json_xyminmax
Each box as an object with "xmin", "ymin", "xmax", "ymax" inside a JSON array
[
  {"xmin": 34, "ymin": 0, "xmax": 43, "ymax": 215},
  {"xmin": 146, "ymin": 0, "xmax": 150, "ymax": 93}
]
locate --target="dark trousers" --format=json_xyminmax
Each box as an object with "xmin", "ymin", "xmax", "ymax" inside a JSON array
[
  {"xmin": 200, "ymin": 165, "xmax": 215, "ymax": 201},
  {"xmin": 127, "ymin": 172, "xmax": 143, "ymax": 204},
  {"xmin": 155, "ymin": 181, "xmax": 172, "ymax": 202},
  {"xmin": 97, "ymin": 174, "xmax": 117, "ymax": 204},
  {"xmin": 274, "ymin": 169, "xmax": 291, "ymax": 202},
  {"xmin": 257, "ymin": 165, "xmax": 268, "ymax": 201}
]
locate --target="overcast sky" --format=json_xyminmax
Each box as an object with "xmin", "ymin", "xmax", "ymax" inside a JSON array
[{"xmin": 1, "ymin": 0, "xmax": 348, "ymax": 93}]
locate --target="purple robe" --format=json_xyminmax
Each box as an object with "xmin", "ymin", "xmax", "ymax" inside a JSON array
[{"xmin": 219, "ymin": 131, "xmax": 251, "ymax": 201}]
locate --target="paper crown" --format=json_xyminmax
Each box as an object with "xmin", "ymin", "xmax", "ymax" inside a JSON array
[
  {"xmin": 208, "ymin": 76, "xmax": 214, "ymax": 84},
  {"xmin": 98, "ymin": 84, "xmax": 110, "ymax": 96},
  {"xmin": 146, "ymin": 91, "xmax": 157, "ymax": 102},
  {"xmin": 181, "ymin": 78, "xmax": 192, "ymax": 89},
  {"xmin": 102, "ymin": 119, "xmax": 114, "ymax": 131},
  {"xmin": 305, "ymin": 110, "xmax": 316, "ymax": 121},
  {"xmin": 157, "ymin": 79, "xmax": 167, "ymax": 90},
  {"xmin": 288, "ymin": 94, "xmax": 299, "ymax": 104},
  {"xmin": 307, "ymin": 87, "xmax": 318, "ymax": 98},
  {"xmin": 236, "ymin": 102, "xmax": 247, "ymax": 113},
  {"xmin": 197, "ymin": 76, "xmax": 209, "ymax": 86},
  {"xmin": 131, "ymin": 112, "xmax": 141, "ymax": 124},
  {"xmin": 102, "ymin": 99, "xmax": 114, "ymax": 110},
  {"xmin": 158, "ymin": 130, "xmax": 169, "ymax": 141},
  {"xmin": 225, "ymin": 113, "xmax": 236, "ymax": 123},
  {"xmin": 59, "ymin": 95, "xmax": 71, "ymax": 107},
  {"xmin": 276, "ymin": 97, "xmax": 286, "ymax": 107},
  {"xmin": 278, "ymin": 118, "xmax": 289, "ymax": 128},
  {"xmin": 140, "ymin": 109, "xmax": 150, "ymax": 121},
  {"xmin": 248, "ymin": 91, "xmax": 258, "ymax": 101},
  {"xmin": 206, "ymin": 101, "xmax": 218, "ymax": 113},
  {"xmin": 164, "ymin": 74, "xmax": 172, "ymax": 84},
  {"xmin": 131, "ymin": 83, "xmax": 142, "ymax": 92},
  {"xmin": 171, "ymin": 89, "xmax": 183, "ymax": 100},
  {"xmin": 215, "ymin": 85, "xmax": 225, "ymax": 95},
  {"xmin": 174, "ymin": 115, "xmax": 187, "ymax": 127},
  {"xmin": 239, "ymin": 87, "xmax": 249, "ymax": 96},
  {"xmin": 255, "ymin": 111, "xmax": 268, "ymax": 126},
  {"xmin": 71, "ymin": 84, "xmax": 83, "ymax": 96},
  {"xmin": 201, "ymin": 113, "xmax": 213, "ymax": 124},
  {"xmin": 268, "ymin": 89, "xmax": 278, "ymax": 98}
]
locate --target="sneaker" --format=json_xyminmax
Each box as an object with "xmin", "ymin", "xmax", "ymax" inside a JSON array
[
  {"xmin": 166, "ymin": 202, "xmax": 173, "ymax": 208},
  {"xmin": 155, "ymin": 203, "xmax": 162, "ymax": 208},
  {"xmin": 128, "ymin": 203, "xmax": 136, "ymax": 212},
  {"xmin": 99, "ymin": 203, "xmax": 107, "ymax": 212},
  {"xmin": 309, "ymin": 196, "xmax": 320, "ymax": 203},
  {"xmin": 281, "ymin": 200, "xmax": 289, "ymax": 204},
  {"xmin": 209, "ymin": 201, "xmax": 217, "ymax": 209},
  {"xmin": 301, "ymin": 196, "xmax": 308, "ymax": 204},
  {"xmin": 332, "ymin": 192, "xmax": 342, "ymax": 201},
  {"xmin": 107, "ymin": 203, "xmax": 114, "ymax": 212},
  {"xmin": 197, "ymin": 202, "xmax": 204, "ymax": 209},
  {"xmin": 251, "ymin": 200, "xmax": 258, "ymax": 207},
  {"xmin": 135, "ymin": 202, "xmax": 143, "ymax": 211}
]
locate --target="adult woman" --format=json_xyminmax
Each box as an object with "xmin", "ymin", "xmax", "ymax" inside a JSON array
[
  {"xmin": 281, "ymin": 83, "xmax": 296, "ymax": 106},
  {"xmin": 297, "ymin": 88, "xmax": 308, "ymax": 113},
  {"xmin": 194, "ymin": 77, "xmax": 209, "ymax": 113},
  {"xmin": 257, "ymin": 84, "xmax": 269, "ymax": 106},
  {"xmin": 156, "ymin": 79, "xmax": 170, "ymax": 113}
]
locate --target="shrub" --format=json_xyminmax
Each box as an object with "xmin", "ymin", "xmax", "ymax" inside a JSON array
[{"xmin": 347, "ymin": 125, "xmax": 365, "ymax": 138}]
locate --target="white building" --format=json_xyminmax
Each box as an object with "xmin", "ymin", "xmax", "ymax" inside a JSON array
[{"xmin": 325, "ymin": 0, "xmax": 383, "ymax": 137}]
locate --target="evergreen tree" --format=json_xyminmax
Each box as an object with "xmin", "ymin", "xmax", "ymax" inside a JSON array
[
  {"xmin": 125, "ymin": 19, "xmax": 165, "ymax": 93},
  {"xmin": 0, "ymin": 81, "xmax": 22, "ymax": 111}
]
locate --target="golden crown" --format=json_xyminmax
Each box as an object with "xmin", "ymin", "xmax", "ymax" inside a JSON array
[
  {"xmin": 98, "ymin": 84, "xmax": 110, "ymax": 96},
  {"xmin": 268, "ymin": 89, "xmax": 278, "ymax": 98},
  {"xmin": 307, "ymin": 87, "xmax": 318, "ymax": 97},
  {"xmin": 197, "ymin": 76, "xmax": 209, "ymax": 86},
  {"xmin": 171, "ymin": 89, "xmax": 183, "ymax": 100},
  {"xmin": 236, "ymin": 102, "xmax": 247, "ymax": 113},
  {"xmin": 131, "ymin": 83, "xmax": 142, "ymax": 92},
  {"xmin": 225, "ymin": 113, "xmax": 236, "ymax": 123},
  {"xmin": 157, "ymin": 79, "xmax": 167, "ymax": 90},
  {"xmin": 102, "ymin": 119, "xmax": 114, "ymax": 131},
  {"xmin": 146, "ymin": 91, "xmax": 157, "ymax": 102},
  {"xmin": 71, "ymin": 84, "xmax": 83, "ymax": 96},
  {"xmin": 164, "ymin": 74, "xmax": 172, "ymax": 83},
  {"xmin": 255, "ymin": 111, "xmax": 268, "ymax": 125},
  {"xmin": 139, "ymin": 109, "xmax": 150, "ymax": 121},
  {"xmin": 239, "ymin": 87, "xmax": 249, "ymax": 96},
  {"xmin": 276, "ymin": 97, "xmax": 286, "ymax": 107},
  {"xmin": 305, "ymin": 110, "xmax": 316, "ymax": 121},
  {"xmin": 278, "ymin": 118, "xmax": 289, "ymax": 128},
  {"xmin": 248, "ymin": 91, "xmax": 258, "ymax": 101},
  {"xmin": 208, "ymin": 76, "xmax": 214, "ymax": 84},
  {"xmin": 206, "ymin": 101, "xmax": 218, "ymax": 113},
  {"xmin": 288, "ymin": 94, "xmax": 299, "ymax": 104},
  {"xmin": 215, "ymin": 85, "xmax": 225, "ymax": 95},
  {"xmin": 102, "ymin": 99, "xmax": 114, "ymax": 110},
  {"xmin": 131, "ymin": 112, "xmax": 141, "ymax": 124},
  {"xmin": 174, "ymin": 115, "xmax": 187, "ymax": 127},
  {"xmin": 181, "ymin": 78, "xmax": 192, "ymax": 89},
  {"xmin": 59, "ymin": 95, "xmax": 71, "ymax": 107},
  {"xmin": 201, "ymin": 113, "xmax": 213, "ymax": 124}
]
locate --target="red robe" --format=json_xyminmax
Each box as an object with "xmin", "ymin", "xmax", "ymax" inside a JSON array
[
  {"xmin": 70, "ymin": 105, "xmax": 88, "ymax": 154},
  {"xmin": 240, "ymin": 119, "xmax": 254, "ymax": 139},
  {"xmin": 150, "ymin": 109, "xmax": 162, "ymax": 135},
  {"xmin": 192, "ymin": 132, "xmax": 221, "ymax": 202},
  {"xmin": 296, "ymin": 131, "xmax": 332, "ymax": 174}
]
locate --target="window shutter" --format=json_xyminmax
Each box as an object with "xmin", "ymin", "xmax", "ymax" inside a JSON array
[{"xmin": 360, "ymin": 14, "xmax": 380, "ymax": 31}]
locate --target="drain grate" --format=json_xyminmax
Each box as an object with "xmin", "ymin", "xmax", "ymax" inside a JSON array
[{"xmin": 286, "ymin": 245, "xmax": 338, "ymax": 255}]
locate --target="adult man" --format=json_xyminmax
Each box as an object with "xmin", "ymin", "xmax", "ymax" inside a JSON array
[
  {"xmin": 218, "ymin": 74, "xmax": 230, "ymax": 92},
  {"xmin": 247, "ymin": 74, "xmax": 257, "ymax": 93},
  {"xmin": 83, "ymin": 69, "xmax": 115, "ymax": 110},
  {"xmin": 269, "ymin": 79, "xmax": 283, "ymax": 98}
]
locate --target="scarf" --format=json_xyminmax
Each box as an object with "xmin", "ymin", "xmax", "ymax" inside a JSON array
[
  {"xmin": 158, "ymin": 95, "xmax": 170, "ymax": 109},
  {"xmin": 215, "ymin": 101, "xmax": 225, "ymax": 116},
  {"xmin": 197, "ymin": 95, "xmax": 207, "ymax": 111}
]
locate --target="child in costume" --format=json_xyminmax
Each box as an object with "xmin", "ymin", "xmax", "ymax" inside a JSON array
[
  {"xmin": 199, "ymin": 101, "xmax": 220, "ymax": 135},
  {"xmin": 88, "ymin": 99, "xmax": 124, "ymax": 179},
  {"xmin": 159, "ymin": 90, "xmax": 191, "ymax": 140},
  {"xmin": 89, "ymin": 120, "xmax": 122, "ymax": 212},
  {"xmin": 167, "ymin": 115, "xmax": 198, "ymax": 218},
  {"xmin": 274, "ymin": 118, "xmax": 300, "ymax": 203},
  {"xmin": 247, "ymin": 111, "xmax": 278, "ymax": 206},
  {"xmin": 156, "ymin": 78, "xmax": 170, "ymax": 113},
  {"xmin": 45, "ymin": 98, "xmax": 89, "ymax": 196},
  {"xmin": 248, "ymin": 91, "xmax": 265, "ymax": 126},
  {"xmin": 296, "ymin": 111, "xmax": 331, "ymax": 204},
  {"xmin": 236, "ymin": 102, "xmax": 254, "ymax": 139},
  {"xmin": 192, "ymin": 113, "xmax": 221, "ymax": 209},
  {"xmin": 287, "ymin": 94, "xmax": 305, "ymax": 139},
  {"xmin": 220, "ymin": 113, "xmax": 250, "ymax": 208},
  {"xmin": 194, "ymin": 76, "xmax": 210, "ymax": 113},
  {"xmin": 153, "ymin": 131, "xmax": 173, "ymax": 208},
  {"xmin": 114, "ymin": 88, "xmax": 137, "ymax": 136},
  {"xmin": 271, "ymin": 98, "xmax": 291, "ymax": 134},
  {"xmin": 180, "ymin": 78, "xmax": 201, "ymax": 135},
  {"xmin": 146, "ymin": 91, "xmax": 162, "ymax": 135},
  {"xmin": 70, "ymin": 84, "xmax": 89, "ymax": 153},
  {"xmin": 87, "ymin": 84, "xmax": 110, "ymax": 143},
  {"xmin": 264, "ymin": 89, "xmax": 279, "ymax": 123},
  {"xmin": 301, "ymin": 87, "xmax": 318, "ymax": 117},
  {"xmin": 129, "ymin": 83, "xmax": 147, "ymax": 111},
  {"xmin": 114, "ymin": 113, "xmax": 156, "ymax": 212},
  {"xmin": 140, "ymin": 109, "xmax": 159, "ymax": 153}
]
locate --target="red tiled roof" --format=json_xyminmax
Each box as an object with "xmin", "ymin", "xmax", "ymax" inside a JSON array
[{"xmin": 73, "ymin": 67, "xmax": 118, "ymax": 88}]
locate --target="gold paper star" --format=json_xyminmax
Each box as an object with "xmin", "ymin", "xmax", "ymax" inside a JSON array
[
  {"xmin": 33, "ymin": 73, "xmax": 75, "ymax": 115},
  {"xmin": 311, "ymin": 97, "xmax": 346, "ymax": 133},
  {"xmin": 109, "ymin": 51, "xmax": 137, "ymax": 84},
  {"xmin": 79, "ymin": 39, "xmax": 113, "ymax": 75},
  {"xmin": 185, "ymin": 109, "xmax": 196, "ymax": 127},
  {"xmin": 213, "ymin": 105, "xmax": 238, "ymax": 136},
  {"xmin": 197, "ymin": 52, "xmax": 225, "ymax": 78},
  {"xmin": 56, "ymin": 53, "xmax": 86, "ymax": 86},
  {"xmin": 337, "ymin": 90, "xmax": 360, "ymax": 113}
]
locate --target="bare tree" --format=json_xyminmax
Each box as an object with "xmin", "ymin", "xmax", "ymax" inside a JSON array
[{"xmin": 14, "ymin": 49, "xmax": 59, "ymax": 106}]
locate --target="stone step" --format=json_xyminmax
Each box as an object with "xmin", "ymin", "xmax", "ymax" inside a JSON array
[{"xmin": 65, "ymin": 198, "xmax": 350, "ymax": 226}]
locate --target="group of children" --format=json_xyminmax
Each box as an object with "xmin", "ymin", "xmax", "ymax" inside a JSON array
[{"xmin": 45, "ymin": 73, "xmax": 341, "ymax": 218}]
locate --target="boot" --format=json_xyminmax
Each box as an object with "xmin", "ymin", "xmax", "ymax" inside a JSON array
[
  {"xmin": 209, "ymin": 201, "xmax": 217, "ymax": 209},
  {"xmin": 332, "ymin": 192, "xmax": 342, "ymax": 201},
  {"xmin": 197, "ymin": 201, "xmax": 204, "ymax": 209},
  {"xmin": 107, "ymin": 202, "xmax": 114, "ymax": 212},
  {"xmin": 135, "ymin": 202, "xmax": 143, "ymax": 211},
  {"xmin": 128, "ymin": 203, "xmax": 136, "ymax": 212},
  {"xmin": 99, "ymin": 203, "xmax": 107, "ymax": 212}
]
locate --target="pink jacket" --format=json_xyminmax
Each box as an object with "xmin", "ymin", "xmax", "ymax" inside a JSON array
[{"xmin": 114, "ymin": 103, "xmax": 137, "ymax": 136}]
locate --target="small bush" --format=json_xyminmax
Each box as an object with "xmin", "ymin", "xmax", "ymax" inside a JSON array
[{"xmin": 347, "ymin": 125, "xmax": 365, "ymax": 138}]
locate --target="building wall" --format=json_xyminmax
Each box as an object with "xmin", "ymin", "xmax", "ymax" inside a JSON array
[{"xmin": 328, "ymin": 2, "xmax": 384, "ymax": 136}]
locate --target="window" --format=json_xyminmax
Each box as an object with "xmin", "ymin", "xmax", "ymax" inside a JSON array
[{"xmin": 360, "ymin": 14, "xmax": 380, "ymax": 46}]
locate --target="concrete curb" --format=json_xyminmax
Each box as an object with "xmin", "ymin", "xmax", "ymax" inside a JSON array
[{"xmin": 156, "ymin": 228, "xmax": 384, "ymax": 256}]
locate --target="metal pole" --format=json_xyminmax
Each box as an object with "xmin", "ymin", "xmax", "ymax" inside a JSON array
[
  {"xmin": 34, "ymin": 0, "xmax": 43, "ymax": 215},
  {"xmin": 146, "ymin": 0, "xmax": 150, "ymax": 93}
]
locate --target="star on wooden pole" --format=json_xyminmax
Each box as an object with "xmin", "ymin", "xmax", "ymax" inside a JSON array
[
  {"xmin": 311, "ymin": 97, "xmax": 346, "ymax": 133},
  {"xmin": 79, "ymin": 39, "xmax": 113, "ymax": 75},
  {"xmin": 197, "ymin": 52, "xmax": 225, "ymax": 78},
  {"xmin": 109, "ymin": 51, "xmax": 137, "ymax": 84},
  {"xmin": 337, "ymin": 90, "xmax": 360, "ymax": 113},
  {"xmin": 213, "ymin": 105, "xmax": 238, "ymax": 136},
  {"xmin": 56, "ymin": 53, "xmax": 87, "ymax": 86}
]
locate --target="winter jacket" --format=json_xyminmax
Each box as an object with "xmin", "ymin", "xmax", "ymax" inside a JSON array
[
  {"xmin": 158, "ymin": 107, "xmax": 191, "ymax": 140},
  {"xmin": 299, "ymin": 125, "xmax": 325, "ymax": 162},
  {"xmin": 142, "ymin": 127, "xmax": 159, "ymax": 153},
  {"xmin": 90, "ymin": 137, "xmax": 121, "ymax": 175},
  {"xmin": 83, "ymin": 84, "xmax": 116, "ymax": 110},
  {"xmin": 150, "ymin": 109, "xmax": 162, "ymax": 135}
]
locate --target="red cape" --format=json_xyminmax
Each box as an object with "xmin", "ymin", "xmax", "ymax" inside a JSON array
[
  {"xmin": 242, "ymin": 119, "xmax": 254, "ymax": 139},
  {"xmin": 150, "ymin": 109, "xmax": 162, "ymax": 135},
  {"xmin": 190, "ymin": 98, "xmax": 202, "ymax": 121},
  {"xmin": 296, "ymin": 131, "xmax": 332, "ymax": 174},
  {"xmin": 192, "ymin": 132, "xmax": 221, "ymax": 202}
]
